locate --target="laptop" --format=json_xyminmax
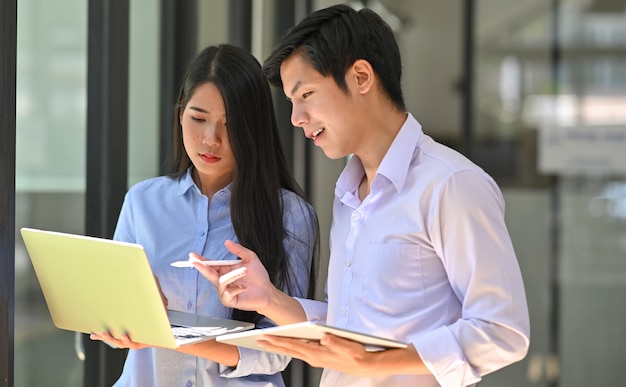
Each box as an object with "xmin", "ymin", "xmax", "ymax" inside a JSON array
[{"xmin": 20, "ymin": 227, "xmax": 254, "ymax": 349}]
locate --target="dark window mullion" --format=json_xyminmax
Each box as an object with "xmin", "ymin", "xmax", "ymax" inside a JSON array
[
  {"xmin": 0, "ymin": 0, "xmax": 17, "ymax": 386},
  {"xmin": 159, "ymin": 0, "xmax": 197, "ymax": 175},
  {"xmin": 84, "ymin": 0, "xmax": 130, "ymax": 386}
]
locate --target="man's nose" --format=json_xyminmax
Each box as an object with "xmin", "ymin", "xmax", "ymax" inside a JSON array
[{"xmin": 290, "ymin": 103, "xmax": 308, "ymax": 128}]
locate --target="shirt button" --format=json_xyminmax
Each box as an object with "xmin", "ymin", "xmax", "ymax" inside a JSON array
[
  {"xmin": 352, "ymin": 212, "xmax": 361, "ymax": 221},
  {"xmin": 186, "ymin": 381, "xmax": 192, "ymax": 387},
  {"xmin": 187, "ymin": 302, "xmax": 193, "ymax": 310},
  {"xmin": 341, "ymin": 308, "xmax": 347, "ymax": 316},
  {"xmin": 345, "ymin": 260, "xmax": 351, "ymax": 267},
  {"xmin": 200, "ymin": 231, "xmax": 206, "ymax": 236}
]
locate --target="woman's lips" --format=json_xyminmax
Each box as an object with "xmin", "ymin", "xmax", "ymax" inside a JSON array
[{"xmin": 200, "ymin": 153, "xmax": 220, "ymax": 163}]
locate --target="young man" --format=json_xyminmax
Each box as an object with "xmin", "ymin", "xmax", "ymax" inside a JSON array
[{"xmin": 195, "ymin": 4, "xmax": 530, "ymax": 386}]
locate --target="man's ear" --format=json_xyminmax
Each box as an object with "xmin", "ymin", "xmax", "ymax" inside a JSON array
[{"xmin": 349, "ymin": 59, "xmax": 375, "ymax": 94}]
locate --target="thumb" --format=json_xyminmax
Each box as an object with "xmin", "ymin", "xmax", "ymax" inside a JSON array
[{"xmin": 224, "ymin": 239, "xmax": 258, "ymax": 264}]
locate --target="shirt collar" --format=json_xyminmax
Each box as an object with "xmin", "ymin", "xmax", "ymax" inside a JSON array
[
  {"xmin": 176, "ymin": 167, "xmax": 234, "ymax": 197},
  {"xmin": 176, "ymin": 167, "xmax": 197, "ymax": 196},
  {"xmin": 336, "ymin": 113, "xmax": 423, "ymax": 198},
  {"xmin": 378, "ymin": 113, "xmax": 422, "ymax": 192}
]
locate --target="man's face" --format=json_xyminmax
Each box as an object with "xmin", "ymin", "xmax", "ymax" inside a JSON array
[{"xmin": 280, "ymin": 53, "xmax": 360, "ymax": 160}]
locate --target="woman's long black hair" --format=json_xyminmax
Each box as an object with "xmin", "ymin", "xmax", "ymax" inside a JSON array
[{"xmin": 168, "ymin": 44, "xmax": 319, "ymax": 323}]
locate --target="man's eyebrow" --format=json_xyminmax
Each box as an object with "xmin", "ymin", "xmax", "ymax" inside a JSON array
[{"xmin": 289, "ymin": 80, "xmax": 303, "ymax": 98}]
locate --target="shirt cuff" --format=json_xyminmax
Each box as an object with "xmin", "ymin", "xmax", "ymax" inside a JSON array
[
  {"xmin": 294, "ymin": 297, "xmax": 327, "ymax": 322},
  {"xmin": 412, "ymin": 326, "xmax": 481, "ymax": 387},
  {"xmin": 217, "ymin": 346, "xmax": 291, "ymax": 378}
]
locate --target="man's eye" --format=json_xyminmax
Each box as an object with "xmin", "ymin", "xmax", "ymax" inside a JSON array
[{"xmin": 302, "ymin": 92, "xmax": 312, "ymax": 99}]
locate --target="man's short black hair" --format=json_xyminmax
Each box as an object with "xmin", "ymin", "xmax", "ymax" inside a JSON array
[{"xmin": 263, "ymin": 3, "xmax": 405, "ymax": 111}]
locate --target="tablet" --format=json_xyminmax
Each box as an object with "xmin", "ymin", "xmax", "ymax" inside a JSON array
[{"xmin": 216, "ymin": 321, "xmax": 408, "ymax": 352}]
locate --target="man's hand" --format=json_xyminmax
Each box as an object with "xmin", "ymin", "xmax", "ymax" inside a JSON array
[
  {"xmin": 256, "ymin": 334, "xmax": 426, "ymax": 377},
  {"xmin": 256, "ymin": 333, "xmax": 379, "ymax": 377}
]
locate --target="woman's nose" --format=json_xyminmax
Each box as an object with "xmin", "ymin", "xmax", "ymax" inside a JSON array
[{"xmin": 202, "ymin": 125, "xmax": 220, "ymax": 146}]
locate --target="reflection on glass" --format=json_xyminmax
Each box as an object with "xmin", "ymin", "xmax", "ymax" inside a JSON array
[
  {"xmin": 476, "ymin": 1, "xmax": 626, "ymax": 386},
  {"xmin": 15, "ymin": 0, "xmax": 86, "ymax": 386}
]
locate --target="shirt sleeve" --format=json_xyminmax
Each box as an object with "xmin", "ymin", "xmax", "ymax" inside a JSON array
[
  {"xmin": 413, "ymin": 169, "xmax": 530, "ymax": 387},
  {"xmin": 112, "ymin": 190, "xmax": 136, "ymax": 243},
  {"xmin": 217, "ymin": 315, "xmax": 292, "ymax": 377},
  {"xmin": 218, "ymin": 192, "xmax": 320, "ymax": 378},
  {"xmin": 295, "ymin": 297, "xmax": 328, "ymax": 322}
]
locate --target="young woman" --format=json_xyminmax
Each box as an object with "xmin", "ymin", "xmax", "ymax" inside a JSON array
[{"xmin": 91, "ymin": 44, "xmax": 319, "ymax": 386}]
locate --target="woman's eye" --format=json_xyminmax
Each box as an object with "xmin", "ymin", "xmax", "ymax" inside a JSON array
[{"xmin": 191, "ymin": 116, "xmax": 205, "ymax": 122}]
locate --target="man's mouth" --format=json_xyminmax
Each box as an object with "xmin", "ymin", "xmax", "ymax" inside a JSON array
[{"xmin": 312, "ymin": 128, "xmax": 325, "ymax": 138}]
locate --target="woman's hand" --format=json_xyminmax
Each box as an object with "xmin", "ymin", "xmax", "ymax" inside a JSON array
[
  {"xmin": 191, "ymin": 240, "xmax": 275, "ymax": 313},
  {"xmin": 89, "ymin": 331, "xmax": 151, "ymax": 350},
  {"xmin": 192, "ymin": 240, "xmax": 307, "ymax": 325}
]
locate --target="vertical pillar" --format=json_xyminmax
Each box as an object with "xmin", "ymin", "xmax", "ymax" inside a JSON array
[
  {"xmin": 84, "ymin": 0, "xmax": 130, "ymax": 385},
  {"xmin": 0, "ymin": 0, "xmax": 17, "ymax": 385}
]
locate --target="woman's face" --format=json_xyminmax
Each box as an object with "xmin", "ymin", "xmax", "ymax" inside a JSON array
[{"xmin": 180, "ymin": 82, "xmax": 235, "ymax": 196}]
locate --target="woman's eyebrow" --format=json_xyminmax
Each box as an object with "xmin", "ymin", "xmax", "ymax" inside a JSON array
[{"xmin": 188, "ymin": 106, "xmax": 208, "ymax": 113}]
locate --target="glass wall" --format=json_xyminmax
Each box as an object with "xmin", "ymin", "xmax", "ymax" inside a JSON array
[
  {"xmin": 14, "ymin": 0, "xmax": 160, "ymax": 385},
  {"xmin": 549, "ymin": 2, "xmax": 626, "ymax": 386},
  {"xmin": 473, "ymin": 0, "xmax": 626, "ymax": 386},
  {"xmin": 15, "ymin": 0, "xmax": 87, "ymax": 385}
]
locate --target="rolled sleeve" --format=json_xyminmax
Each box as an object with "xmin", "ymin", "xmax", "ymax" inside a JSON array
[
  {"xmin": 295, "ymin": 297, "xmax": 327, "ymax": 322},
  {"xmin": 217, "ymin": 346, "xmax": 291, "ymax": 378},
  {"xmin": 412, "ymin": 326, "xmax": 480, "ymax": 387}
]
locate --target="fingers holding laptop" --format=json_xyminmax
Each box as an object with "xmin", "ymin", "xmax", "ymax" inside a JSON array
[{"xmin": 90, "ymin": 330, "xmax": 151, "ymax": 350}]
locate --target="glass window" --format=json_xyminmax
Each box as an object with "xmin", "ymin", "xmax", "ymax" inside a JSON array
[
  {"xmin": 15, "ymin": 0, "xmax": 87, "ymax": 385},
  {"xmin": 15, "ymin": 0, "xmax": 162, "ymax": 385}
]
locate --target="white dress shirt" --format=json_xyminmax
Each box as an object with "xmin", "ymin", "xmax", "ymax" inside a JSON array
[{"xmin": 298, "ymin": 113, "xmax": 530, "ymax": 387}]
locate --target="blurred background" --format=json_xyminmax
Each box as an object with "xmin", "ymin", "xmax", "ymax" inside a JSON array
[{"xmin": 3, "ymin": 0, "xmax": 626, "ymax": 386}]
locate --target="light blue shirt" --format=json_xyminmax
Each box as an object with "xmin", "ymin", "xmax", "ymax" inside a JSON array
[
  {"xmin": 112, "ymin": 168, "xmax": 317, "ymax": 387},
  {"xmin": 298, "ymin": 113, "xmax": 530, "ymax": 387}
]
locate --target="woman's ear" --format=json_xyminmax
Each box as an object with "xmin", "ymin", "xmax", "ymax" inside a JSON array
[{"xmin": 349, "ymin": 59, "xmax": 375, "ymax": 94}]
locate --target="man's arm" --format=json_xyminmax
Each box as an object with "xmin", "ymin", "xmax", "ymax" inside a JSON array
[{"xmin": 255, "ymin": 333, "xmax": 432, "ymax": 378}]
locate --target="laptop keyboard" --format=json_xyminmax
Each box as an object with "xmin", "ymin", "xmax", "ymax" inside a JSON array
[{"xmin": 171, "ymin": 326, "xmax": 232, "ymax": 339}]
